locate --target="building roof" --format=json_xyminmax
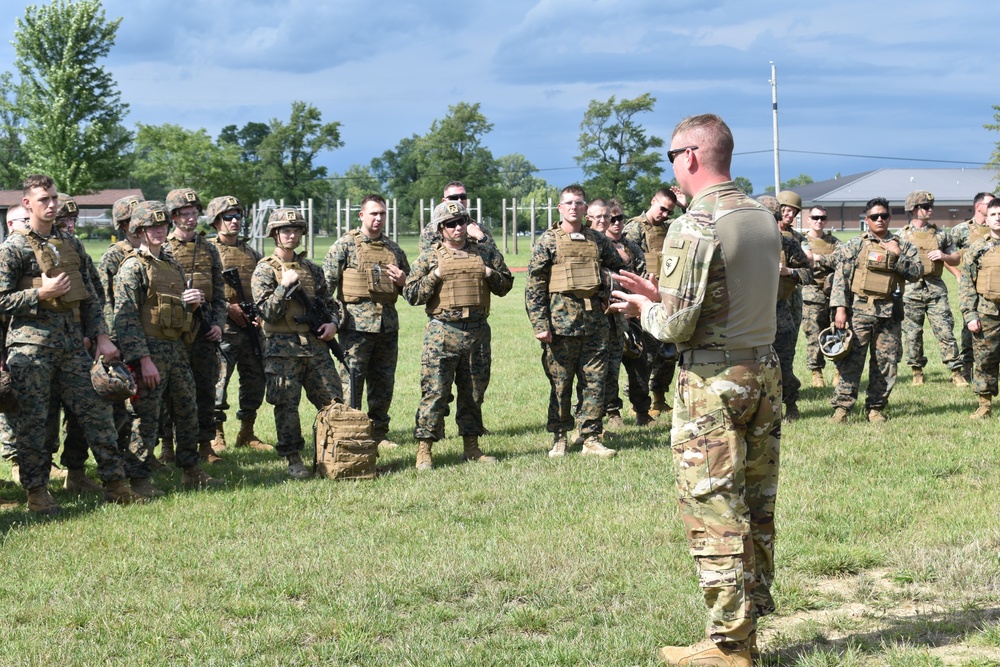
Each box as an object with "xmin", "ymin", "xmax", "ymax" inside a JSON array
[
  {"xmin": 0, "ymin": 188, "xmax": 143, "ymax": 208},
  {"xmin": 779, "ymin": 168, "xmax": 997, "ymax": 207}
]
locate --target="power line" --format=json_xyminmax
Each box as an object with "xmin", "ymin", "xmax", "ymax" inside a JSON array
[{"xmin": 734, "ymin": 148, "xmax": 987, "ymax": 166}]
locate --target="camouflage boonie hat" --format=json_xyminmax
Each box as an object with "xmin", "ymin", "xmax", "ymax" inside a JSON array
[
  {"xmin": 904, "ymin": 190, "xmax": 934, "ymax": 212},
  {"xmin": 207, "ymin": 195, "xmax": 243, "ymax": 225},
  {"xmin": 112, "ymin": 195, "xmax": 143, "ymax": 227},
  {"xmin": 266, "ymin": 208, "xmax": 307, "ymax": 235},
  {"xmin": 165, "ymin": 188, "xmax": 203, "ymax": 215},
  {"xmin": 56, "ymin": 193, "xmax": 79, "ymax": 221},
  {"xmin": 757, "ymin": 195, "xmax": 780, "ymax": 219},
  {"xmin": 431, "ymin": 200, "xmax": 469, "ymax": 228},
  {"xmin": 129, "ymin": 200, "xmax": 171, "ymax": 235}
]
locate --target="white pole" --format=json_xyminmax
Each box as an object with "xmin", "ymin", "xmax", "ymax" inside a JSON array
[{"xmin": 770, "ymin": 62, "xmax": 781, "ymax": 194}]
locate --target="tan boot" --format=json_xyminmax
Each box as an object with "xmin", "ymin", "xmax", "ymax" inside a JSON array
[
  {"xmin": 375, "ymin": 434, "xmax": 400, "ymax": 449},
  {"xmin": 952, "ymin": 369, "xmax": 970, "ymax": 387},
  {"xmin": 581, "ymin": 435, "xmax": 617, "ymax": 458},
  {"xmin": 182, "ymin": 464, "xmax": 223, "ymax": 490},
  {"xmin": 811, "ymin": 369, "xmax": 826, "ymax": 388},
  {"xmin": 158, "ymin": 434, "xmax": 175, "ymax": 465},
  {"xmin": 651, "ymin": 390, "xmax": 670, "ymax": 417},
  {"xmin": 199, "ymin": 440, "xmax": 223, "ymax": 465},
  {"xmin": 911, "ymin": 368, "xmax": 924, "ymax": 385},
  {"xmin": 212, "ymin": 423, "xmax": 227, "ymax": 453},
  {"xmin": 605, "ymin": 412, "xmax": 626, "ymax": 430},
  {"xmin": 548, "ymin": 432, "xmax": 567, "ymax": 458},
  {"xmin": 462, "ymin": 434, "xmax": 497, "ymax": 464},
  {"xmin": 867, "ymin": 408, "xmax": 887, "ymax": 423},
  {"xmin": 236, "ymin": 418, "xmax": 273, "ymax": 451},
  {"xmin": 130, "ymin": 477, "xmax": 165, "ymax": 498},
  {"xmin": 970, "ymin": 395, "xmax": 992, "ymax": 420},
  {"xmin": 830, "ymin": 407, "xmax": 850, "ymax": 424},
  {"xmin": 103, "ymin": 479, "xmax": 145, "ymax": 505},
  {"xmin": 416, "ymin": 440, "xmax": 433, "ymax": 471},
  {"xmin": 64, "ymin": 468, "xmax": 103, "ymax": 493},
  {"xmin": 286, "ymin": 453, "xmax": 312, "ymax": 479},
  {"xmin": 658, "ymin": 639, "xmax": 751, "ymax": 666},
  {"xmin": 26, "ymin": 487, "xmax": 61, "ymax": 515}
]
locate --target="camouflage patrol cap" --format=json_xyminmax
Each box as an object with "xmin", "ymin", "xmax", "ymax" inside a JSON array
[
  {"xmin": 112, "ymin": 195, "xmax": 143, "ymax": 228},
  {"xmin": 777, "ymin": 190, "xmax": 802, "ymax": 212},
  {"xmin": 904, "ymin": 190, "xmax": 934, "ymax": 213},
  {"xmin": 165, "ymin": 188, "xmax": 203, "ymax": 215},
  {"xmin": 56, "ymin": 193, "xmax": 79, "ymax": 221},
  {"xmin": 757, "ymin": 195, "xmax": 781, "ymax": 220},
  {"xmin": 431, "ymin": 200, "xmax": 470, "ymax": 228},
  {"xmin": 266, "ymin": 207, "xmax": 307, "ymax": 236},
  {"xmin": 129, "ymin": 200, "xmax": 171, "ymax": 234},
  {"xmin": 207, "ymin": 195, "xmax": 243, "ymax": 226}
]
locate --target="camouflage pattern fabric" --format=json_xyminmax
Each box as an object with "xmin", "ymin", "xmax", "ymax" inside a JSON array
[
  {"xmin": 951, "ymin": 219, "xmax": 989, "ymax": 368},
  {"xmin": 418, "ymin": 219, "xmax": 494, "ymax": 253},
  {"xmin": 801, "ymin": 232, "xmax": 840, "ymax": 371},
  {"xmin": 967, "ymin": 315, "xmax": 1000, "ymax": 397},
  {"xmin": 898, "ymin": 225, "xmax": 961, "ymax": 371},
  {"xmin": 959, "ymin": 237, "xmax": 1000, "ymax": 396},
  {"xmin": 607, "ymin": 237, "xmax": 647, "ymax": 415},
  {"xmin": 215, "ymin": 329, "xmax": 266, "ymax": 423},
  {"xmin": 252, "ymin": 253, "xmax": 343, "ymax": 456},
  {"xmin": 542, "ymin": 333, "xmax": 608, "ymax": 435},
  {"xmin": 775, "ymin": 234, "xmax": 812, "ymax": 406},
  {"xmin": 786, "ymin": 228, "xmax": 808, "ymax": 334},
  {"xmin": 829, "ymin": 232, "xmax": 923, "ymax": 318},
  {"xmin": 830, "ymin": 313, "xmax": 902, "ymax": 412},
  {"xmin": 99, "ymin": 241, "xmax": 135, "ymax": 336},
  {"xmin": 323, "ymin": 231, "xmax": 409, "ymax": 333}
]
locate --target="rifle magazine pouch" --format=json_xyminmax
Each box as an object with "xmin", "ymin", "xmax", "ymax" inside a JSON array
[{"xmin": 315, "ymin": 402, "xmax": 378, "ymax": 480}]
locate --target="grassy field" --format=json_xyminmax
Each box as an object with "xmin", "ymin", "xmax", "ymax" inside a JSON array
[{"xmin": 0, "ymin": 235, "xmax": 998, "ymax": 665}]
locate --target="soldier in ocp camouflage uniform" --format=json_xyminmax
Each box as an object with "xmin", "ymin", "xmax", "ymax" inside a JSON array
[
  {"xmin": 207, "ymin": 196, "xmax": 271, "ymax": 454},
  {"xmin": 612, "ymin": 115, "xmax": 780, "ymax": 666},
  {"xmin": 323, "ymin": 194, "xmax": 408, "ymax": 449},
  {"xmin": 897, "ymin": 190, "xmax": 966, "ymax": 387},
  {"xmin": 252, "ymin": 208, "xmax": 343, "ymax": 479},
  {"xmin": 114, "ymin": 200, "xmax": 222, "ymax": 495},
  {"xmin": 829, "ymin": 197, "xmax": 923, "ymax": 423},
  {"xmin": 951, "ymin": 192, "xmax": 997, "ymax": 380},
  {"xmin": 404, "ymin": 201, "xmax": 513, "ymax": 470},
  {"xmin": 774, "ymin": 204, "xmax": 813, "ymax": 421},
  {"xmin": 525, "ymin": 184, "xmax": 625, "ymax": 459},
  {"xmin": 0, "ymin": 174, "xmax": 141, "ymax": 513},
  {"xmin": 801, "ymin": 206, "xmax": 840, "ymax": 387},
  {"xmin": 959, "ymin": 198, "xmax": 1000, "ymax": 419}
]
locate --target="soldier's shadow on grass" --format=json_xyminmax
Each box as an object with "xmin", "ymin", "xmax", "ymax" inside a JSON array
[{"xmin": 761, "ymin": 606, "xmax": 1000, "ymax": 665}]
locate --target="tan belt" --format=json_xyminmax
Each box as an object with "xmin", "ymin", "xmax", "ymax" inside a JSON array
[{"xmin": 679, "ymin": 345, "xmax": 774, "ymax": 366}]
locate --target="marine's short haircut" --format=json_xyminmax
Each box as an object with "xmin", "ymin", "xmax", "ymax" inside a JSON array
[
  {"xmin": 22, "ymin": 174, "xmax": 54, "ymax": 195},
  {"xmin": 560, "ymin": 184, "xmax": 586, "ymax": 202},
  {"xmin": 975, "ymin": 192, "xmax": 997, "ymax": 207},
  {"xmin": 672, "ymin": 114, "xmax": 734, "ymax": 172},
  {"xmin": 359, "ymin": 193, "xmax": 386, "ymax": 208},
  {"xmin": 443, "ymin": 180, "xmax": 466, "ymax": 194},
  {"xmin": 865, "ymin": 197, "xmax": 890, "ymax": 215}
]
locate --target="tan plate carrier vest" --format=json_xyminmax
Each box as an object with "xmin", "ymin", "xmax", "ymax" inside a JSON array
[
  {"xmin": 340, "ymin": 231, "xmax": 399, "ymax": 304},
  {"xmin": 169, "ymin": 236, "xmax": 214, "ymax": 298},
  {"xmin": 643, "ymin": 222, "xmax": 668, "ymax": 278},
  {"xmin": 260, "ymin": 255, "xmax": 313, "ymax": 334},
  {"xmin": 904, "ymin": 228, "xmax": 943, "ymax": 278},
  {"xmin": 777, "ymin": 232, "xmax": 798, "ymax": 301},
  {"xmin": 14, "ymin": 229, "xmax": 89, "ymax": 319},
  {"xmin": 427, "ymin": 245, "xmax": 490, "ymax": 318},
  {"xmin": 213, "ymin": 239, "xmax": 257, "ymax": 304},
  {"xmin": 809, "ymin": 235, "xmax": 836, "ymax": 288},
  {"xmin": 850, "ymin": 238, "xmax": 900, "ymax": 299},
  {"xmin": 976, "ymin": 245, "xmax": 1000, "ymax": 302},
  {"xmin": 138, "ymin": 255, "xmax": 192, "ymax": 341},
  {"xmin": 548, "ymin": 229, "xmax": 601, "ymax": 301}
]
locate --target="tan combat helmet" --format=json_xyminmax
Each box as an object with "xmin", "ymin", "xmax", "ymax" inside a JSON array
[
  {"xmin": 266, "ymin": 208, "xmax": 307, "ymax": 236},
  {"xmin": 129, "ymin": 200, "xmax": 171, "ymax": 235},
  {"xmin": 165, "ymin": 188, "xmax": 203, "ymax": 215},
  {"xmin": 207, "ymin": 195, "xmax": 243, "ymax": 226},
  {"xmin": 432, "ymin": 200, "xmax": 470, "ymax": 229},
  {"xmin": 777, "ymin": 190, "xmax": 802, "ymax": 213},
  {"xmin": 112, "ymin": 195, "xmax": 143, "ymax": 230},
  {"xmin": 55, "ymin": 193, "xmax": 79, "ymax": 228},
  {"xmin": 904, "ymin": 190, "xmax": 934, "ymax": 213}
]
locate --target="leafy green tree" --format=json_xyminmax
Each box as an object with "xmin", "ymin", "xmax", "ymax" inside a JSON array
[
  {"xmin": 986, "ymin": 105, "xmax": 1000, "ymax": 187},
  {"xmin": 764, "ymin": 173, "xmax": 815, "ymax": 194},
  {"xmin": 11, "ymin": 0, "xmax": 130, "ymax": 193},
  {"xmin": 576, "ymin": 93, "xmax": 664, "ymax": 214},
  {"xmin": 371, "ymin": 134, "xmax": 421, "ymax": 225},
  {"xmin": 496, "ymin": 153, "xmax": 551, "ymax": 200},
  {"xmin": 734, "ymin": 176, "xmax": 754, "ymax": 195},
  {"xmin": 257, "ymin": 101, "xmax": 343, "ymax": 204},
  {"xmin": 219, "ymin": 121, "xmax": 271, "ymax": 164},
  {"xmin": 0, "ymin": 72, "xmax": 26, "ymax": 189}
]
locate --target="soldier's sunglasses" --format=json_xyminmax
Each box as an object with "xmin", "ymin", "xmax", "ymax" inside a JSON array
[
  {"xmin": 667, "ymin": 146, "xmax": 698, "ymax": 163},
  {"xmin": 445, "ymin": 193, "xmax": 468, "ymax": 201},
  {"xmin": 810, "ymin": 215, "xmax": 827, "ymax": 221},
  {"xmin": 868, "ymin": 213, "xmax": 890, "ymax": 221},
  {"xmin": 221, "ymin": 213, "xmax": 243, "ymax": 222},
  {"xmin": 610, "ymin": 214, "xmax": 625, "ymax": 223},
  {"xmin": 443, "ymin": 219, "xmax": 467, "ymax": 228}
]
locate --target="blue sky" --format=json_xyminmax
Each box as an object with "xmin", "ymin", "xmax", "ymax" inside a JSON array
[{"xmin": 3, "ymin": 0, "xmax": 998, "ymax": 196}]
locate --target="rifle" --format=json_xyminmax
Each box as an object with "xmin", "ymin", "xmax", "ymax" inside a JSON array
[
  {"xmin": 222, "ymin": 267, "xmax": 264, "ymax": 367},
  {"xmin": 286, "ymin": 283, "xmax": 347, "ymax": 366}
]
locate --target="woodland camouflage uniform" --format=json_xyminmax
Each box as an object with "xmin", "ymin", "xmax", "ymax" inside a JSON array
[{"xmin": 959, "ymin": 236, "xmax": 1000, "ymax": 399}]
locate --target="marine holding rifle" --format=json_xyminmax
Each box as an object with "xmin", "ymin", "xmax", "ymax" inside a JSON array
[
  {"xmin": 207, "ymin": 195, "xmax": 272, "ymax": 455},
  {"xmin": 252, "ymin": 208, "xmax": 344, "ymax": 480}
]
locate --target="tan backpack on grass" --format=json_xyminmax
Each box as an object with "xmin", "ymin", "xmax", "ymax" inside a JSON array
[{"xmin": 314, "ymin": 402, "xmax": 378, "ymax": 480}]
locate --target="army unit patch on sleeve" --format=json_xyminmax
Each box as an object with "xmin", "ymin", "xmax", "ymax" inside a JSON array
[{"xmin": 662, "ymin": 255, "xmax": 680, "ymax": 277}]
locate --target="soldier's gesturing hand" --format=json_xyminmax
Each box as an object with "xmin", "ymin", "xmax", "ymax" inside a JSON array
[
  {"xmin": 280, "ymin": 269, "xmax": 299, "ymax": 288},
  {"xmin": 386, "ymin": 263, "xmax": 406, "ymax": 287},
  {"xmin": 38, "ymin": 271, "xmax": 71, "ymax": 300},
  {"xmin": 139, "ymin": 355, "xmax": 161, "ymax": 390}
]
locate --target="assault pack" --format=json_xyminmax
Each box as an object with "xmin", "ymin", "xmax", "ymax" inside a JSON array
[{"xmin": 314, "ymin": 402, "xmax": 378, "ymax": 480}]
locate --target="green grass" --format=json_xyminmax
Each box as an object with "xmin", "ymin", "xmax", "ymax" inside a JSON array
[{"xmin": 2, "ymin": 240, "xmax": 999, "ymax": 666}]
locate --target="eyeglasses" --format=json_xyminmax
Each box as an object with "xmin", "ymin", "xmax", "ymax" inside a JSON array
[
  {"xmin": 610, "ymin": 215, "xmax": 625, "ymax": 223},
  {"xmin": 443, "ymin": 219, "xmax": 467, "ymax": 229},
  {"xmin": 589, "ymin": 214, "xmax": 609, "ymax": 220},
  {"xmin": 868, "ymin": 212, "xmax": 890, "ymax": 221},
  {"xmin": 8, "ymin": 217, "xmax": 29, "ymax": 225},
  {"xmin": 221, "ymin": 213, "xmax": 243, "ymax": 222},
  {"xmin": 810, "ymin": 215, "xmax": 827, "ymax": 221},
  {"xmin": 667, "ymin": 145, "xmax": 698, "ymax": 164},
  {"xmin": 560, "ymin": 200, "xmax": 586, "ymax": 207},
  {"xmin": 445, "ymin": 193, "xmax": 469, "ymax": 201},
  {"xmin": 917, "ymin": 204, "xmax": 933, "ymax": 211}
]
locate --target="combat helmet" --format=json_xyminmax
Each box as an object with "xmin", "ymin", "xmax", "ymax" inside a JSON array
[
  {"xmin": 207, "ymin": 195, "xmax": 243, "ymax": 226},
  {"xmin": 777, "ymin": 190, "xmax": 802, "ymax": 212},
  {"xmin": 56, "ymin": 193, "xmax": 79, "ymax": 225},
  {"xmin": 819, "ymin": 325, "xmax": 853, "ymax": 361},
  {"xmin": 91, "ymin": 355, "xmax": 137, "ymax": 402},
  {"xmin": 432, "ymin": 200, "xmax": 469, "ymax": 228},
  {"xmin": 266, "ymin": 207, "xmax": 307, "ymax": 236},
  {"xmin": 129, "ymin": 200, "xmax": 171, "ymax": 235},
  {"xmin": 904, "ymin": 190, "xmax": 934, "ymax": 213},
  {"xmin": 757, "ymin": 195, "xmax": 781, "ymax": 220},
  {"xmin": 165, "ymin": 188, "xmax": 203, "ymax": 215},
  {"xmin": 112, "ymin": 195, "xmax": 143, "ymax": 229}
]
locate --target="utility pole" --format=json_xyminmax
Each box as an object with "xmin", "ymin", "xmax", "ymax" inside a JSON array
[{"xmin": 770, "ymin": 62, "xmax": 781, "ymax": 194}]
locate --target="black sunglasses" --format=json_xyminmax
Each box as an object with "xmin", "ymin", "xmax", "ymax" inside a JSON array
[
  {"xmin": 445, "ymin": 193, "xmax": 468, "ymax": 201},
  {"xmin": 810, "ymin": 215, "xmax": 827, "ymax": 221},
  {"xmin": 610, "ymin": 214, "xmax": 625, "ymax": 223},
  {"xmin": 868, "ymin": 212, "xmax": 890, "ymax": 221},
  {"xmin": 443, "ymin": 219, "xmax": 467, "ymax": 228},
  {"xmin": 917, "ymin": 203, "xmax": 933, "ymax": 211},
  {"xmin": 667, "ymin": 145, "xmax": 698, "ymax": 164},
  {"xmin": 221, "ymin": 213, "xmax": 243, "ymax": 222}
]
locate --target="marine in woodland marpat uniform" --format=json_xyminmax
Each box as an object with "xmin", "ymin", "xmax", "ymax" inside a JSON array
[
  {"xmin": 611, "ymin": 115, "xmax": 781, "ymax": 667},
  {"xmin": 0, "ymin": 174, "xmax": 141, "ymax": 513},
  {"xmin": 418, "ymin": 181, "xmax": 492, "ymax": 253},
  {"xmin": 897, "ymin": 190, "xmax": 966, "ymax": 387},
  {"xmin": 525, "ymin": 184, "xmax": 625, "ymax": 459},
  {"xmin": 776, "ymin": 191, "xmax": 810, "ymax": 339},
  {"xmin": 774, "ymin": 202, "xmax": 812, "ymax": 421},
  {"xmin": 253, "ymin": 208, "xmax": 343, "ymax": 479},
  {"xmin": 207, "ymin": 196, "xmax": 272, "ymax": 455},
  {"xmin": 403, "ymin": 201, "xmax": 513, "ymax": 470},
  {"xmin": 323, "ymin": 194, "xmax": 408, "ymax": 449},
  {"xmin": 950, "ymin": 191, "xmax": 997, "ymax": 380},
  {"xmin": 829, "ymin": 197, "xmax": 923, "ymax": 423},
  {"xmin": 113, "ymin": 200, "xmax": 223, "ymax": 496},
  {"xmin": 959, "ymin": 197, "xmax": 1000, "ymax": 419},
  {"xmin": 800, "ymin": 205, "xmax": 841, "ymax": 388}
]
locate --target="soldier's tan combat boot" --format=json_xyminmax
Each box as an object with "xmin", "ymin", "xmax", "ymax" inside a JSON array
[
  {"xmin": 548, "ymin": 432, "xmax": 567, "ymax": 458},
  {"xmin": 970, "ymin": 395, "xmax": 992, "ymax": 420},
  {"xmin": 811, "ymin": 369, "xmax": 826, "ymax": 388},
  {"xmin": 867, "ymin": 408, "xmax": 887, "ymax": 423},
  {"xmin": 286, "ymin": 453, "xmax": 311, "ymax": 479},
  {"xmin": 374, "ymin": 432, "xmax": 400, "ymax": 449},
  {"xmin": 416, "ymin": 440, "xmax": 433, "ymax": 471},
  {"xmin": 63, "ymin": 468, "xmax": 103, "ymax": 493},
  {"xmin": 605, "ymin": 412, "xmax": 626, "ymax": 431},
  {"xmin": 581, "ymin": 435, "xmax": 617, "ymax": 458},
  {"xmin": 26, "ymin": 487, "xmax": 61, "ymax": 515},
  {"xmin": 658, "ymin": 639, "xmax": 751, "ymax": 666},
  {"xmin": 236, "ymin": 417, "xmax": 273, "ymax": 450},
  {"xmin": 211, "ymin": 423, "xmax": 227, "ymax": 453},
  {"xmin": 129, "ymin": 477, "xmax": 165, "ymax": 498},
  {"xmin": 462, "ymin": 434, "xmax": 497, "ymax": 464},
  {"xmin": 182, "ymin": 465, "xmax": 223, "ymax": 490},
  {"xmin": 952, "ymin": 369, "xmax": 970, "ymax": 387},
  {"xmin": 830, "ymin": 407, "xmax": 849, "ymax": 424},
  {"xmin": 102, "ymin": 479, "xmax": 145, "ymax": 505},
  {"xmin": 651, "ymin": 390, "xmax": 670, "ymax": 417},
  {"xmin": 198, "ymin": 440, "xmax": 223, "ymax": 465},
  {"xmin": 911, "ymin": 368, "xmax": 924, "ymax": 385},
  {"xmin": 158, "ymin": 434, "xmax": 175, "ymax": 465}
]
